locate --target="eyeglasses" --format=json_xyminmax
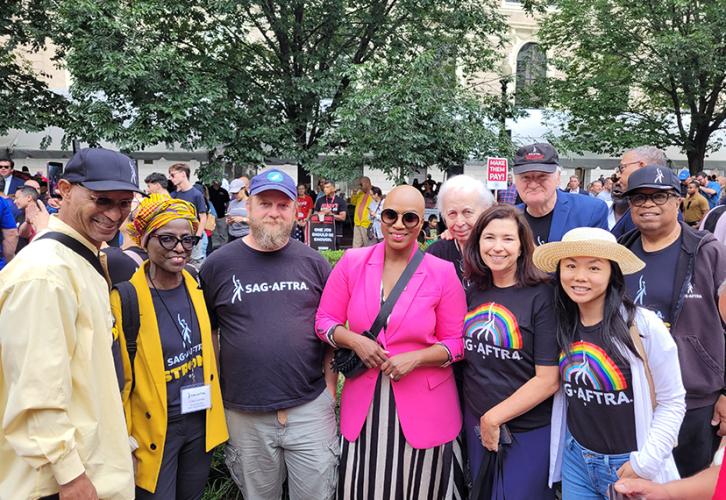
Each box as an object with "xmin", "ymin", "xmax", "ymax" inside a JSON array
[
  {"xmin": 627, "ymin": 192, "xmax": 678, "ymax": 207},
  {"xmin": 617, "ymin": 160, "xmax": 641, "ymax": 174},
  {"xmin": 0, "ymin": 165, "xmax": 12, "ymax": 170},
  {"xmin": 380, "ymin": 209, "xmax": 421, "ymax": 228},
  {"xmin": 149, "ymin": 234, "xmax": 200, "ymax": 250}
]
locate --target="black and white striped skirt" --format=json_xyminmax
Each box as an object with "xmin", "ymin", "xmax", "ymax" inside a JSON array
[{"xmin": 337, "ymin": 374, "xmax": 466, "ymax": 500}]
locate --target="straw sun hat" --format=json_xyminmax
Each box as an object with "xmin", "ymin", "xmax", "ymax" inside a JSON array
[{"xmin": 533, "ymin": 227, "xmax": 645, "ymax": 275}]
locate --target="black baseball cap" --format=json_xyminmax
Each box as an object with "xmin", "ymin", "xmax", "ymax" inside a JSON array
[
  {"xmin": 513, "ymin": 143, "xmax": 560, "ymax": 174},
  {"xmin": 623, "ymin": 165, "xmax": 681, "ymax": 196},
  {"xmin": 62, "ymin": 148, "xmax": 145, "ymax": 194}
]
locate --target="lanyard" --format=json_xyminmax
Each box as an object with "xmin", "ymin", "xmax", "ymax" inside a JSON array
[{"xmin": 148, "ymin": 272, "xmax": 197, "ymax": 383}]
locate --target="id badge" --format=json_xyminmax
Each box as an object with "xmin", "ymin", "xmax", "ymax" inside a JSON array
[{"xmin": 180, "ymin": 383, "xmax": 211, "ymax": 414}]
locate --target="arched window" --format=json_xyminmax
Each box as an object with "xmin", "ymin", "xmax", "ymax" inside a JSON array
[{"xmin": 515, "ymin": 43, "xmax": 546, "ymax": 108}]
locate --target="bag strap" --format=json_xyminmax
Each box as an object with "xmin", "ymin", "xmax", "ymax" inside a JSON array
[
  {"xmin": 369, "ymin": 250, "xmax": 425, "ymax": 336},
  {"xmin": 629, "ymin": 321, "xmax": 657, "ymax": 411},
  {"xmin": 123, "ymin": 248, "xmax": 145, "ymax": 267},
  {"xmin": 114, "ymin": 281, "xmax": 140, "ymax": 391},
  {"xmin": 36, "ymin": 231, "xmax": 109, "ymax": 288}
]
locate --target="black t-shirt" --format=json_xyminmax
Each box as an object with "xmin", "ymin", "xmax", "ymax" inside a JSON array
[
  {"xmin": 463, "ymin": 282, "xmax": 559, "ymax": 432},
  {"xmin": 151, "ymin": 283, "xmax": 204, "ymax": 417},
  {"xmin": 172, "ymin": 188, "xmax": 208, "ymax": 218},
  {"xmin": 426, "ymin": 239, "xmax": 464, "ymax": 283},
  {"xmin": 103, "ymin": 246, "xmax": 148, "ymax": 285},
  {"xmin": 523, "ymin": 209, "xmax": 553, "ymax": 246},
  {"xmin": 208, "ymin": 186, "xmax": 229, "ymax": 217},
  {"xmin": 199, "ymin": 238, "xmax": 331, "ymax": 411},
  {"xmin": 314, "ymin": 195, "xmax": 347, "ymax": 236},
  {"xmin": 562, "ymin": 322, "xmax": 637, "ymax": 454},
  {"xmin": 624, "ymin": 236, "xmax": 681, "ymax": 326}
]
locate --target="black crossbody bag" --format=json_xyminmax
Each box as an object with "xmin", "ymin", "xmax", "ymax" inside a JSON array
[{"xmin": 331, "ymin": 249, "xmax": 424, "ymax": 378}]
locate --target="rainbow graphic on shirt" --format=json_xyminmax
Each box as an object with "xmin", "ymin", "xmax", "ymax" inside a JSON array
[
  {"xmin": 464, "ymin": 302, "xmax": 523, "ymax": 349},
  {"xmin": 559, "ymin": 341, "xmax": 627, "ymax": 392}
]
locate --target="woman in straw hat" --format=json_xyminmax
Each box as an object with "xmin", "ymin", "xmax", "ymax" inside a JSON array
[
  {"xmin": 112, "ymin": 195, "xmax": 227, "ymax": 499},
  {"xmin": 533, "ymin": 227, "xmax": 685, "ymax": 498},
  {"xmin": 461, "ymin": 204, "xmax": 560, "ymax": 499}
]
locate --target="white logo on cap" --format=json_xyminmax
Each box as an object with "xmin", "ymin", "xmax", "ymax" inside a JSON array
[
  {"xmin": 267, "ymin": 172, "xmax": 284, "ymax": 182},
  {"xmin": 654, "ymin": 168, "xmax": 664, "ymax": 183},
  {"xmin": 128, "ymin": 160, "xmax": 137, "ymax": 184}
]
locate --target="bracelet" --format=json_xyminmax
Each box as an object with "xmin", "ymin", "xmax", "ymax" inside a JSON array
[
  {"xmin": 326, "ymin": 325, "xmax": 340, "ymax": 348},
  {"xmin": 437, "ymin": 343, "xmax": 453, "ymax": 368}
]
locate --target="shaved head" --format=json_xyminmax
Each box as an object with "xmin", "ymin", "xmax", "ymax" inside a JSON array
[{"xmin": 385, "ymin": 185, "xmax": 425, "ymax": 216}]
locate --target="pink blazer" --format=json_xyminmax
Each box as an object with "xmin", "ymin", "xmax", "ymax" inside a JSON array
[{"xmin": 315, "ymin": 243, "xmax": 466, "ymax": 449}]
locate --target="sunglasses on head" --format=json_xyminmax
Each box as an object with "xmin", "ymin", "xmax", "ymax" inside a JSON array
[
  {"xmin": 380, "ymin": 209, "xmax": 421, "ymax": 228},
  {"xmin": 150, "ymin": 234, "xmax": 200, "ymax": 251}
]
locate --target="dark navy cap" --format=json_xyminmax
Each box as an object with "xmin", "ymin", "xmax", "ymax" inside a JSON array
[
  {"xmin": 62, "ymin": 148, "xmax": 144, "ymax": 193},
  {"xmin": 249, "ymin": 168, "xmax": 296, "ymax": 200},
  {"xmin": 623, "ymin": 165, "xmax": 681, "ymax": 196}
]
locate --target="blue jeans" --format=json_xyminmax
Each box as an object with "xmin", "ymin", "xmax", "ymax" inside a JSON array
[{"xmin": 562, "ymin": 432, "xmax": 631, "ymax": 499}]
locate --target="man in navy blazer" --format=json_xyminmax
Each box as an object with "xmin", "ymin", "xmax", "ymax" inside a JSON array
[
  {"xmin": 514, "ymin": 143, "xmax": 608, "ymax": 244},
  {"xmin": 0, "ymin": 159, "xmax": 23, "ymax": 197}
]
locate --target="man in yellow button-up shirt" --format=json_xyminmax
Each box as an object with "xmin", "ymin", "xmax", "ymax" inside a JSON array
[
  {"xmin": 351, "ymin": 176, "xmax": 373, "ymax": 248},
  {"xmin": 0, "ymin": 148, "xmax": 143, "ymax": 500}
]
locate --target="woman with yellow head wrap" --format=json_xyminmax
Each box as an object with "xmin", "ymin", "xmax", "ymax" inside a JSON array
[{"xmin": 111, "ymin": 192, "xmax": 228, "ymax": 499}]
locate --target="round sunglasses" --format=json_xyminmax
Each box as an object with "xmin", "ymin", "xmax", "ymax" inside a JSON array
[{"xmin": 380, "ymin": 209, "xmax": 421, "ymax": 229}]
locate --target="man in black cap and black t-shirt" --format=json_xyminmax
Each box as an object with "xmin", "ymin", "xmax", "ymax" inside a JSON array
[{"xmin": 619, "ymin": 165, "xmax": 726, "ymax": 478}]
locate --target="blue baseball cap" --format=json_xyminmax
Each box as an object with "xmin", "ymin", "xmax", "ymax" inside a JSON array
[{"xmin": 249, "ymin": 168, "xmax": 296, "ymax": 200}]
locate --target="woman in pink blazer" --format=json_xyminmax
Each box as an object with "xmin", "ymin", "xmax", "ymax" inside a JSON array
[{"xmin": 316, "ymin": 186, "xmax": 467, "ymax": 499}]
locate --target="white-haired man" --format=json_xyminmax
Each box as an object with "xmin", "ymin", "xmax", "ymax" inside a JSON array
[
  {"xmin": 513, "ymin": 143, "xmax": 608, "ymax": 245},
  {"xmin": 426, "ymin": 174, "xmax": 495, "ymax": 282}
]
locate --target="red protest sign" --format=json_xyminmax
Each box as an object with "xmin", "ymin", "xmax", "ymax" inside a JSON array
[{"xmin": 486, "ymin": 157, "xmax": 508, "ymax": 190}]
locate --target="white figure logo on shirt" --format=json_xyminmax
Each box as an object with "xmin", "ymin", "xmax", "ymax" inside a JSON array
[
  {"xmin": 231, "ymin": 274, "xmax": 243, "ymax": 304},
  {"xmin": 477, "ymin": 303, "xmax": 497, "ymax": 343},
  {"xmin": 536, "ymin": 236, "xmax": 545, "ymax": 246},
  {"xmin": 572, "ymin": 355, "xmax": 592, "ymax": 387},
  {"xmin": 177, "ymin": 314, "xmax": 192, "ymax": 346},
  {"xmin": 634, "ymin": 275, "xmax": 647, "ymax": 305},
  {"xmin": 686, "ymin": 282, "xmax": 694, "ymax": 295},
  {"xmin": 128, "ymin": 160, "xmax": 137, "ymax": 185},
  {"xmin": 654, "ymin": 168, "xmax": 664, "ymax": 184}
]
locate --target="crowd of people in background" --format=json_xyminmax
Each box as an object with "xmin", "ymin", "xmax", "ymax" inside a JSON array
[{"xmin": 1, "ymin": 143, "xmax": 726, "ymax": 500}]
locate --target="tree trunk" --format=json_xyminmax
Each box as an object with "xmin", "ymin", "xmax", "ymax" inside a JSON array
[{"xmin": 686, "ymin": 137, "xmax": 707, "ymax": 175}]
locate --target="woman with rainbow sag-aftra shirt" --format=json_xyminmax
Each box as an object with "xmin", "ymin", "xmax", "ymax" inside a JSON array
[
  {"xmin": 533, "ymin": 227, "xmax": 685, "ymax": 499},
  {"xmin": 461, "ymin": 205, "xmax": 560, "ymax": 499}
]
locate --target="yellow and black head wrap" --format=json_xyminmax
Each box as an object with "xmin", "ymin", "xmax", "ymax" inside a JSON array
[{"xmin": 126, "ymin": 193, "xmax": 199, "ymax": 247}]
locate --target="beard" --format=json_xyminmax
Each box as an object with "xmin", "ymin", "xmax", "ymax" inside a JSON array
[{"xmin": 249, "ymin": 217, "xmax": 294, "ymax": 250}]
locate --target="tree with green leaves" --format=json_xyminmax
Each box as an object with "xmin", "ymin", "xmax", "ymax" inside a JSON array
[
  {"xmin": 321, "ymin": 48, "xmax": 506, "ymax": 183},
  {"xmin": 0, "ymin": 1, "xmax": 67, "ymax": 140},
  {"xmin": 45, "ymin": 0, "xmax": 506, "ymax": 179},
  {"xmin": 529, "ymin": 0, "xmax": 726, "ymax": 172}
]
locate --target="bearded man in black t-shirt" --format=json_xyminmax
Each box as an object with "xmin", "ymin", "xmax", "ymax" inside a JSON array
[{"xmin": 199, "ymin": 168, "xmax": 338, "ymax": 499}]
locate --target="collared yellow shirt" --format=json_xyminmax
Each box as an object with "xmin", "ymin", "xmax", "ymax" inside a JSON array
[
  {"xmin": 0, "ymin": 216, "xmax": 134, "ymax": 499},
  {"xmin": 351, "ymin": 191, "xmax": 372, "ymax": 228}
]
